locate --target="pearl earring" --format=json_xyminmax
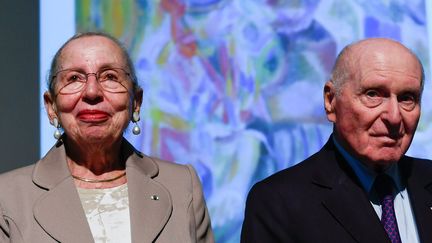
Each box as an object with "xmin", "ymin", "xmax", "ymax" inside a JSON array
[
  {"xmin": 52, "ymin": 118, "xmax": 62, "ymax": 139},
  {"xmin": 132, "ymin": 111, "xmax": 141, "ymax": 135}
]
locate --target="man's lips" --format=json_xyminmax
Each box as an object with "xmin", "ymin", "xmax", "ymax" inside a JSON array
[
  {"xmin": 77, "ymin": 110, "xmax": 110, "ymax": 122},
  {"xmin": 371, "ymin": 134, "xmax": 404, "ymax": 146},
  {"xmin": 371, "ymin": 132, "xmax": 404, "ymax": 140}
]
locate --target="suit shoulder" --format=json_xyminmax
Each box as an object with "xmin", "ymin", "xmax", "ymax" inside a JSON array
[
  {"xmin": 148, "ymin": 156, "xmax": 191, "ymax": 174},
  {"xmin": 146, "ymin": 156, "xmax": 198, "ymax": 186},
  {"xmin": 410, "ymin": 156, "xmax": 432, "ymax": 167},
  {"xmin": 0, "ymin": 165, "xmax": 34, "ymax": 184},
  {"xmin": 406, "ymin": 156, "xmax": 432, "ymax": 174},
  {"xmin": 0, "ymin": 164, "xmax": 37, "ymax": 205},
  {"xmin": 259, "ymin": 150, "xmax": 325, "ymax": 187}
]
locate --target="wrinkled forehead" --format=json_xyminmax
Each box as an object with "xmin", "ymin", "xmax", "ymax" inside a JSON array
[
  {"xmin": 349, "ymin": 42, "xmax": 422, "ymax": 83},
  {"xmin": 58, "ymin": 36, "xmax": 128, "ymax": 70}
]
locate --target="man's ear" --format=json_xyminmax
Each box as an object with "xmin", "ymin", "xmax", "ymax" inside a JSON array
[
  {"xmin": 324, "ymin": 81, "xmax": 337, "ymax": 123},
  {"xmin": 133, "ymin": 87, "xmax": 143, "ymax": 113},
  {"xmin": 43, "ymin": 91, "xmax": 57, "ymax": 124}
]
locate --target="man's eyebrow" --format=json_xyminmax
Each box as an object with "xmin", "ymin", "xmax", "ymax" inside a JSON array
[
  {"xmin": 357, "ymin": 83, "xmax": 386, "ymax": 91},
  {"xmin": 398, "ymin": 89, "xmax": 420, "ymax": 96}
]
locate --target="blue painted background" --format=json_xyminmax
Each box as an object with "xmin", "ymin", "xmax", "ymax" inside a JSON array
[{"xmin": 41, "ymin": 0, "xmax": 432, "ymax": 242}]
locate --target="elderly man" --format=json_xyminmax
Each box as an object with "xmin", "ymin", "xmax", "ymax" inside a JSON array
[{"xmin": 241, "ymin": 38, "xmax": 432, "ymax": 243}]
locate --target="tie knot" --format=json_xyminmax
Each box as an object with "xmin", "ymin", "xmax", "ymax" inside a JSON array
[{"xmin": 374, "ymin": 174, "xmax": 396, "ymax": 201}]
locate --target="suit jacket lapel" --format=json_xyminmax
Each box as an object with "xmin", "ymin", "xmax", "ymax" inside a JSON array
[
  {"xmin": 320, "ymin": 174, "xmax": 389, "ymax": 243},
  {"xmin": 401, "ymin": 158, "xmax": 432, "ymax": 243},
  {"xmin": 123, "ymin": 141, "xmax": 173, "ymax": 242},
  {"xmin": 314, "ymin": 139, "xmax": 390, "ymax": 243},
  {"xmin": 32, "ymin": 142, "xmax": 94, "ymax": 242}
]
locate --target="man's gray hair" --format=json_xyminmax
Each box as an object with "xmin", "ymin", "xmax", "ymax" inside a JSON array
[{"xmin": 329, "ymin": 40, "xmax": 425, "ymax": 97}]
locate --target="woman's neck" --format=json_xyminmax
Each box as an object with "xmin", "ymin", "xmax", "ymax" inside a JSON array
[{"xmin": 64, "ymin": 137, "xmax": 127, "ymax": 189}]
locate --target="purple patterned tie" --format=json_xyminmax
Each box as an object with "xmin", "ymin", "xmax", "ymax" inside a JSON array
[{"xmin": 374, "ymin": 174, "xmax": 402, "ymax": 243}]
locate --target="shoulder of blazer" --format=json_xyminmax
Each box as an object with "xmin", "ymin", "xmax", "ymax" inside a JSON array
[
  {"xmin": 144, "ymin": 156, "xmax": 196, "ymax": 189},
  {"xmin": 401, "ymin": 156, "xmax": 432, "ymax": 185},
  {"xmin": 0, "ymin": 164, "xmax": 37, "ymax": 211},
  {"xmin": 0, "ymin": 164, "xmax": 35, "ymax": 188},
  {"xmin": 255, "ymin": 136, "xmax": 344, "ymax": 191}
]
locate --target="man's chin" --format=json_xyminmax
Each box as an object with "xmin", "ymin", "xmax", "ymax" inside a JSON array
[{"xmin": 362, "ymin": 153, "xmax": 403, "ymax": 170}]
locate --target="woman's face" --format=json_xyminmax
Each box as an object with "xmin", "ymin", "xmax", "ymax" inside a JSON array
[{"xmin": 45, "ymin": 36, "xmax": 141, "ymax": 145}]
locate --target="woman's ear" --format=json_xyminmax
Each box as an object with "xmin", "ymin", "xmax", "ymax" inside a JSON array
[
  {"xmin": 131, "ymin": 87, "xmax": 144, "ymax": 135},
  {"xmin": 324, "ymin": 81, "xmax": 337, "ymax": 123},
  {"xmin": 133, "ymin": 87, "xmax": 143, "ymax": 113},
  {"xmin": 43, "ymin": 91, "xmax": 58, "ymax": 123}
]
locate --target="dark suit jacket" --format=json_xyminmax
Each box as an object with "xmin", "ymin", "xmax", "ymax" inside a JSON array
[
  {"xmin": 0, "ymin": 139, "xmax": 214, "ymax": 243},
  {"xmin": 241, "ymin": 136, "xmax": 432, "ymax": 243}
]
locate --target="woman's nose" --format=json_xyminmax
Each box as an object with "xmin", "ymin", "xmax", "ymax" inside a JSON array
[{"xmin": 82, "ymin": 74, "xmax": 104, "ymax": 100}]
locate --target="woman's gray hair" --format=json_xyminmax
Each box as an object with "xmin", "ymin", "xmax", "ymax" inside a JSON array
[{"xmin": 47, "ymin": 32, "xmax": 139, "ymax": 96}]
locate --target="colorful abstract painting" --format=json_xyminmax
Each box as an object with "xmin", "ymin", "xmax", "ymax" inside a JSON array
[{"xmin": 75, "ymin": 0, "xmax": 430, "ymax": 242}]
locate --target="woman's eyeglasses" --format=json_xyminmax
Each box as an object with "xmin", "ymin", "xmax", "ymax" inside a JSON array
[{"xmin": 53, "ymin": 68, "xmax": 131, "ymax": 95}]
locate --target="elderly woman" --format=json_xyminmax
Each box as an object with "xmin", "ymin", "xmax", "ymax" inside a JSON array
[{"xmin": 0, "ymin": 32, "xmax": 214, "ymax": 243}]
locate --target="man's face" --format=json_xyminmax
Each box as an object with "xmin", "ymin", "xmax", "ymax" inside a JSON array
[{"xmin": 325, "ymin": 41, "xmax": 422, "ymax": 169}]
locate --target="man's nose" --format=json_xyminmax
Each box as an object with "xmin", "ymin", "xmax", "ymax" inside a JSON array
[{"xmin": 381, "ymin": 96, "xmax": 402, "ymax": 127}]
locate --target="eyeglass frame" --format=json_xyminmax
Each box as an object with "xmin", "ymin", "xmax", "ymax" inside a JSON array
[{"xmin": 51, "ymin": 67, "xmax": 133, "ymax": 96}]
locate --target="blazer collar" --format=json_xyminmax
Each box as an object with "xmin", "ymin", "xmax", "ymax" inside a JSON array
[
  {"xmin": 32, "ymin": 139, "xmax": 159, "ymax": 188},
  {"xmin": 123, "ymin": 141, "xmax": 173, "ymax": 242},
  {"xmin": 32, "ymin": 138, "xmax": 172, "ymax": 242},
  {"xmin": 312, "ymin": 137, "xmax": 390, "ymax": 243},
  {"xmin": 32, "ymin": 140, "xmax": 94, "ymax": 242},
  {"xmin": 32, "ymin": 140, "xmax": 71, "ymax": 189}
]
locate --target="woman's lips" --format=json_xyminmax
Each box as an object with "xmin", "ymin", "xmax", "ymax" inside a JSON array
[{"xmin": 77, "ymin": 110, "xmax": 110, "ymax": 122}]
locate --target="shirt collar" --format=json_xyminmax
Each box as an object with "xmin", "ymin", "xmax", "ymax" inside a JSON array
[{"xmin": 332, "ymin": 136, "xmax": 403, "ymax": 194}]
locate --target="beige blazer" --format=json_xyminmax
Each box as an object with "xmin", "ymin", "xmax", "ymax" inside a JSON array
[{"xmin": 0, "ymin": 139, "xmax": 214, "ymax": 243}]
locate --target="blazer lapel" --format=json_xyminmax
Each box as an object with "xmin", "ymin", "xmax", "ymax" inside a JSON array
[
  {"xmin": 402, "ymin": 158, "xmax": 432, "ymax": 243},
  {"xmin": 124, "ymin": 143, "xmax": 173, "ymax": 242},
  {"xmin": 315, "ymin": 139, "xmax": 390, "ymax": 243},
  {"xmin": 320, "ymin": 174, "xmax": 389, "ymax": 243},
  {"xmin": 32, "ymin": 142, "xmax": 94, "ymax": 243},
  {"xmin": 33, "ymin": 179, "xmax": 94, "ymax": 242}
]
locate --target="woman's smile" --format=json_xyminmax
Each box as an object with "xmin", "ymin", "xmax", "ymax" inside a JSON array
[{"xmin": 77, "ymin": 109, "xmax": 110, "ymax": 123}]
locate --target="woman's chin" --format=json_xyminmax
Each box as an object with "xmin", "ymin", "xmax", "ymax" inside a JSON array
[{"xmin": 77, "ymin": 129, "xmax": 120, "ymax": 143}]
